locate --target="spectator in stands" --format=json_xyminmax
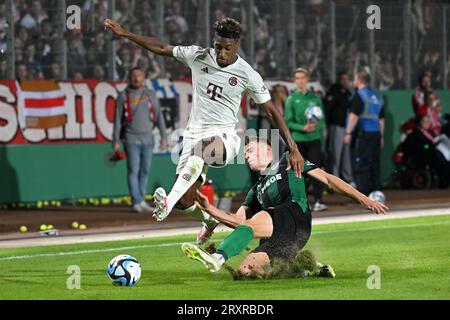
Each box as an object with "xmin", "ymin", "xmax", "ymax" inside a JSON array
[
  {"xmin": 115, "ymin": 0, "xmax": 135, "ymax": 25},
  {"xmin": 24, "ymin": 43, "xmax": 43, "ymax": 79},
  {"xmin": 16, "ymin": 63, "xmax": 28, "ymax": 81},
  {"xmin": 73, "ymin": 72, "xmax": 84, "ymax": 81},
  {"xmin": 0, "ymin": 60, "xmax": 7, "ymax": 79},
  {"xmin": 0, "ymin": 4, "xmax": 7, "ymax": 36},
  {"xmin": 412, "ymin": 72, "xmax": 442, "ymax": 136},
  {"xmin": 345, "ymin": 70, "xmax": 384, "ymax": 196},
  {"xmin": 403, "ymin": 115, "xmax": 450, "ymax": 187},
  {"xmin": 296, "ymin": 38, "xmax": 320, "ymax": 81},
  {"xmin": 324, "ymin": 71, "xmax": 354, "ymax": 186},
  {"xmin": 117, "ymin": 47, "xmax": 133, "ymax": 80},
  {"xmin": 136, "ymin": 1, "xmax": 155, "ymax": 36},
  {"xmin": 13, "ymin": 38, "xmax": 24, "ymax": 62},
  {"xmin": 16, "ymin": 27, "xmax": 29, "ymax": 47},
  {"xmin": 20, "ymin": 0, "xmax": 48, "ymax": 30},
  {"xmin": 112, "ymin": 67, "xmax": 167, "ymax": 213},
  {"xmin": 41, "ymin": 37, "xmax": 59, "ymax": 77},
  {"xmin": 165, "ymin": 1, "xmax": 188, "ymax": 37},
  {"xmin": 374, "ymin": 51, "xmax": 394, "ymax": 91},
  {"xmin": 84, "ymin": 31, "xmax": 107, "ymax": 71},
  {"xmin": 67, "ymin": 38, "xmax": 86, "ymax": 79},
  {"xmin": 137, "ymin": 52, "xmax": 161, "ymax": 80},
  {"xmin": 39, "ymin": 19, "xmax": 55, "ymax": 42},
  {"xmin": 423, "ymin": 51, "xmax": 442, "ymax": 88},
  {"xmin": 285, "ymin": 67, "xmax": 327, "ymax": 211},
  {"xmin": 92, "ymin": 64, "xmax": 106, "ymax": 81},
  {"xmin": 48, "ymin": 62, "xmax": 60, "ymax": 81}
]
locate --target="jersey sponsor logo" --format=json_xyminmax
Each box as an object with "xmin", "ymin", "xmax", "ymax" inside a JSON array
[
  {"xmin": 305, "ymin": 160, "xmax": 315, "ymax": 167},
  {"xmin": 201, "ymin": 67, "xmax": 209, "ymax": 73},
  {"xmin": 206, "ymin": 82, "xmax": 223, "ymax": 101},
  {"xmin": 182, "ymin": 174, "xmax": 192, "ymax": 181},
  {"xmin": 260, "ymin": 173, "xmax": 282, "ymax": 194},
  {"xmin": 228, "ymin": 76, "xmax": 238, "ymax": 86}
]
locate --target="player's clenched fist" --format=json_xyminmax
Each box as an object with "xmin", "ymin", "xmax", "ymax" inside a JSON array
[{"xmin": 104, "ymin": 19, "xmax": 126, "ymax": 37}]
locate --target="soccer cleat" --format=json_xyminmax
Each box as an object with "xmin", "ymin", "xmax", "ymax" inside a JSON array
[
  {"xmin": 181, "ymin": 242, "xmax": 221, "ymax": 272},
  {"xmin": 152, "ymin": 187, "xmax": 169, "ymax": 221},
  {"xmin": 313, "ymin": 201, "xmax": 328, "ymax": 212},
  {"xmin": 196, "ymin": 222, "xmax": 216, "ymax": 244},
  {"xmin": 316, "ymin": 264, "xmax": 336, "ymax": 278}
]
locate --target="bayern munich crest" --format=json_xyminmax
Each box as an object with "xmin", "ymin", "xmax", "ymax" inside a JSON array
[{"xmin": 229, "ymin": 76, "xmax": 238, "ymax": 86}]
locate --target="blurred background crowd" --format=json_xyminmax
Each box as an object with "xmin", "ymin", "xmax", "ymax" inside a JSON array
[{"xmin": 1, "ymin": 0, "xmax": 449, "ymax": 90}]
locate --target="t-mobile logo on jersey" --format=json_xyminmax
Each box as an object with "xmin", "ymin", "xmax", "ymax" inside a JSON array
[{"xmin": 206, "ymin": 82, "xmax": 223, "ymax": 101}]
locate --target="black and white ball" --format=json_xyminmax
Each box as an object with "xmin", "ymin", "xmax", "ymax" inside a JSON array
[
  {"xmin": 368, "ymin": 190, "xmax": 386, "ymax": 204},
  {"xmin": 107, "ymin": 254, "xmax": 141, "ymax": 286},
  {"xmin": 305, "ymin": 105, "xmax": 323, "ymax": 123}
]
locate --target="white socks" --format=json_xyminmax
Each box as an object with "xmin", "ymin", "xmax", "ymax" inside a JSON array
[
  {"xmin": 213, "ymin": 253, "xmax": 226, "ymax": 266},
  {"xmin": 183, "ymin": 204, "xmax": 219, "ymax": 229},
  {"xmin": 166, "ymin": 155, "xmax": 205, "ymax": 213}
]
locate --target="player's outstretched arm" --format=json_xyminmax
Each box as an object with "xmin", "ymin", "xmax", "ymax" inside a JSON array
[
  {"xmin": 103, "ymin": 19, "xmax": 174, "ymax": 57},
  {"xmin": 259, "ymin": 100, "xmax": 304, "ymax": 178},
  {"xmin": 195, "ymin": 191, "xmax": 247, "ymax": 228},
  {"xmin": 307, "ymin": 168, "xmax": 389, "ymax": 214}
]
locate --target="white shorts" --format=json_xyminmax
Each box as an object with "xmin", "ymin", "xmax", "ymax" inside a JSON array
[{"xmin": 175, "ymin": 129, "xmax": 241, "ymax": 182}]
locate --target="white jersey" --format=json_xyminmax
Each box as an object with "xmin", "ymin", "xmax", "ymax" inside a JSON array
[{"xmin": 173, "ymin": 45, "xmax": 271, "ymax": 137}]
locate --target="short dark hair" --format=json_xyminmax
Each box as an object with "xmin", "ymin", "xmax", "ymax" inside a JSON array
[
  {"xmin": 356, "ymin": 70, "xmax": 371, "ymax": 85},
  {"xmin": 418, "ymin": 72, "xmax": 431, "ymax": 84},
  {"xmin": 244, "ymin": 135, "xmax": 271, "ymax": 147},
  {"xmin": 128, "ymin": 66, "xmax": 144, "ymax": 80},
  {"xmin": 337, "ymin": 70, "xmax": 348, "ymax": 78},
  {"xmin": 214, "ymin": 18, "xmax": 241, "ymax": 40}
]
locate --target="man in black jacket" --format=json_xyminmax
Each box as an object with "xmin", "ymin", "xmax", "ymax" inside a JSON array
[{"xmin": 324, "ymin": 71, "xmax": 354, "ymax": 185}]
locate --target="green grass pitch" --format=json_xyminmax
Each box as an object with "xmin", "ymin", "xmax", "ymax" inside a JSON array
[{"xmin": 0, "ymin": 215, "xmax": 449, "ymax": 300}]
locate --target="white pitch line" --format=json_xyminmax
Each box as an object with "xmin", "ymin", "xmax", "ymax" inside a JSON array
[
  {"xmin": 0, "ymin": 242, "xmax": 185, "ymax": 261},
  {"xmin": 0, "ymin": 219, "xmax": 448, "ymax": 262},
  {"xmin": 3, "ymin": 207, "xmax": 449, "ymax": 249}
]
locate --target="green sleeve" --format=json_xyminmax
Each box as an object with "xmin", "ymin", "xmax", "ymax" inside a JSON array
[
  {"xmin": 242, "ymin": 186, "xmax": 262, "ymax": 212},
  {"xmin": 284, "ymin": 95, "xmax": 305, "ymax": 132},
  {"xmin": 303, "ymin": 159, "xmax": 319, "ymax": 174}
]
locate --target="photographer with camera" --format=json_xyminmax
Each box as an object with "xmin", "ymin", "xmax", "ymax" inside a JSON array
[{"xmin": 112, "ymin": 67, "xmax": 167, "ymax": 212}]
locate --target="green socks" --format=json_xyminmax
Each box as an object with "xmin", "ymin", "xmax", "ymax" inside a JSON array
[{"xmin": 216, "ymin": 225, "xmax": 254, "ymax": 260}]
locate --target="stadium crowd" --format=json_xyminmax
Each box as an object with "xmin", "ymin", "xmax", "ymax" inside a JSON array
[{"xmin": 1, "ymin": 0, "xmax": 448, "ymax": 89}]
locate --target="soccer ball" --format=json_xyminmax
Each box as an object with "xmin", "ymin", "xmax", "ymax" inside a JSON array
[
  {"xmin": 107, "ymin": 254, "xmax": 141, "ymax": 286},
  {"xmin": 368, "ymin": 191, "xmax": 385, "ymax": 204},
  {"xmin": 305, "ymin": 105, "xmax": 323, "ymax": 123}
]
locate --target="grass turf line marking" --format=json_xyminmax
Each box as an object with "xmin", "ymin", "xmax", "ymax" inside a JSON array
[{"xmin": 0, "ymin": 219, "xmax": 448, "ymax": 262}]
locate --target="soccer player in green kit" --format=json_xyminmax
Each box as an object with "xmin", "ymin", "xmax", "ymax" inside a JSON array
[{"xmin": 182, "ymin": 136, "xmax": 388, "ymax": 278}]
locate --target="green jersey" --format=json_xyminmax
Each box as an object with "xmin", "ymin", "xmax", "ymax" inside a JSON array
[
  {"xmin": 243, "ymin": 152, "xmax": 318, "ymax": 214},
  {"xmin": 284, "ymin": 90, "xmax": 325, "ymax": 142}
]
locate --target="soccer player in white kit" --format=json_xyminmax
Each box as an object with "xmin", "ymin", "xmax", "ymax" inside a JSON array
[{"xmin": 104, "ymin": 17, "xmax": 304, "ymax": 244}]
